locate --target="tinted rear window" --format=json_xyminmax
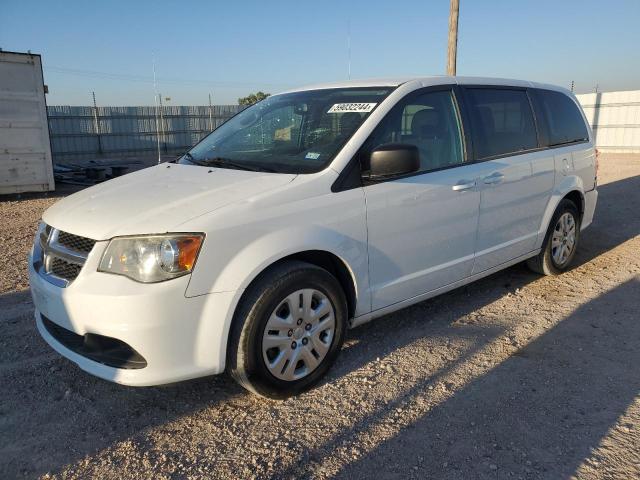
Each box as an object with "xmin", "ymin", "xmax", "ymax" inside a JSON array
[
  {"xmin": 466, "ymin": 88, "xmax": 538, "ymax": 159},
  {"xmin": 534, "ymin": 89, "xmax": 589, "ymax": 147}
]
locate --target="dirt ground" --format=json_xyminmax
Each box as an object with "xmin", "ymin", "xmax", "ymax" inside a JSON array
[{"xmin": 1, "ymin": 154, "xmax": 639, "ymax": 480}]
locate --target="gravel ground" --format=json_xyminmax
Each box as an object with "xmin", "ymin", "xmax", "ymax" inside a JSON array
[{"xmin": 1, "ymin": 154, "xmax": 639, "ymax": 480}]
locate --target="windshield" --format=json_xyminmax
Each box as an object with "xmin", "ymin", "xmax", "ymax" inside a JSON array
[{"xmin": 179, "ymin": 87, "xmax": 393, "ymax": 173}]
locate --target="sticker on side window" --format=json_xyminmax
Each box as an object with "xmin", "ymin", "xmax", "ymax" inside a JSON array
[{"xmin": 327, "ymin": 103, "xmax": 377, "ymax": 113}]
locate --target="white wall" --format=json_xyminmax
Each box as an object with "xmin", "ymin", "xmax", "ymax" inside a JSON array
[
  {"xmin": 576, "ymin": 90, "xmax": 640, "ymax": 153},
  {"xmin": 0, "ymin": 51, "xmax": 55, "ymax": 194}
]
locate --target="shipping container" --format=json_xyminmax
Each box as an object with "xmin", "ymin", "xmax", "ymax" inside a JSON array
[{"xmin": 0, "ymin": 50, "xmax": 55, "ymax": 194}]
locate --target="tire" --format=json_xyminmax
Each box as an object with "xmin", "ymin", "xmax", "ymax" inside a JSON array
[
  {"xmin": 227, "ymin": 260, "xmax": 348, "ymax": 399},
  {"xmin": 527, "ymin": 198, "xmax": 581, "ymax": 275}
]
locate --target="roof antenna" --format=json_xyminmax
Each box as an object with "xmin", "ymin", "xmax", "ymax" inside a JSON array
[{"xmin": 347, "ymin": 19, "xmax": 351, "ymax": 80}]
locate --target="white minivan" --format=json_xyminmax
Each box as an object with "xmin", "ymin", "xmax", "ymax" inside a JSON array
[{"xmin": 29, "ymin": 77, "xmax": 598, "ymax": 398}]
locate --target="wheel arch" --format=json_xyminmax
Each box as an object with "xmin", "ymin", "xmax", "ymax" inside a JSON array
[
  {"xmin": 200, "ymin": 243, "xmax": 364, "ymax": 373},
  {"xmin": 236, "ymin": 249, "xmax": 358, "ymax": 322},
  {"xmin": 535, "ymin": 175, "xmax": 586, "ymax": 250},
  {"xmin": 563, "ymin": 189, "xmax": 585, "ymax": 217}
]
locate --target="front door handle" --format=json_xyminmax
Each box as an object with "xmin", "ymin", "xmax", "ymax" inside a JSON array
[
  {"xmin": 483, "ymin": 172, "xmax": 505, "ymax": 185},
  {"xmin": 452, "ymin": 180, "xmax": 476, "ymax": 191}
]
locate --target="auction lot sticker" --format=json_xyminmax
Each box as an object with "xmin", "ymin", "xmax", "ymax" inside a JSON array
[{"xmin": 327, "ymin": 103, "xmax": 377, "ymax": 113}]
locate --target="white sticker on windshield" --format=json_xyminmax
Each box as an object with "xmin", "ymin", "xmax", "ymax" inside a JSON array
[
  {"xmin": 327, "ymin": 103, "xmax": 377, "ymax": 113},
  {"xmin": 305, "ymin": 152, "xmax": 321, "ymax": 160}
]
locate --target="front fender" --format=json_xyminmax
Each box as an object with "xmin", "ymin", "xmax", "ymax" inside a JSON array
[
  {"xmin": 204, "ymin": 225, "xmax": 366, "ymax": 301},
  {"xmin": 187, "ymin": 225, "xmax": 369, "ymax": 372}
]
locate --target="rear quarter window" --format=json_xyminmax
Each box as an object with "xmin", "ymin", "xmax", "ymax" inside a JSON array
[{"xmin": 532, "ymin": 89, "xmax": 589, "ymax": 147}]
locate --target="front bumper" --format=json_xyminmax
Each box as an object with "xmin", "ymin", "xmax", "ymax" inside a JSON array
[{"xmin": 29, "ymin": 248, "xmax": 237, "ymax": 386}]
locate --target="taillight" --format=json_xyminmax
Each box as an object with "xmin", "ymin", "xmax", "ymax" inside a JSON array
[{"xmin": 594, "ymin": 148, "xmax": 600, "ymax": 183}]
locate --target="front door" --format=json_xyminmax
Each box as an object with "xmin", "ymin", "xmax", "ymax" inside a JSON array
[{"xmin": 362, "ymin": 87, "xmax": 483, "ymax": 311}]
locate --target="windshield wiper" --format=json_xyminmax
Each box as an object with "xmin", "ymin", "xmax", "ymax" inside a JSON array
[
  {"xmin": 182, "ymin": 152, "xmax": 207, "ymax": 166},
  {"xmin": 201, "ymin": 157, "xmax": 277, "ymax": 173},
  {"xmin": 183, "ymin": 152, "xmax": 277, "ymax": 172}
]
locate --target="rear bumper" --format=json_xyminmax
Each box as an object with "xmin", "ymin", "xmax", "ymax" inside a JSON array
[
  {"xmin": 29, "ymin": 253, "xmax": 238, "ymax": 386},
  {"xmin": 582, "ymin": 188, "xmax": 598, "ymax": 230}
]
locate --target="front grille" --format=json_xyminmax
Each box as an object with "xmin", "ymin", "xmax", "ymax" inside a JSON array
[
  {"xmin": 39, "ymin": 224, "xmax": 52, "ymax": 250},
  {"xmin": 33, "ymin": 224, "xmax": 96, "ymax": 287},
  {"xmin": 50, "ymin": 257, "xmax": 82, "ymax": 281},
  {"xmin": 57, "ymin": 231, "xmax": 96, "ymax": 254},
  {"xmin": 41, "ymin": 315, "xmax": 147, "ymax": 369}
]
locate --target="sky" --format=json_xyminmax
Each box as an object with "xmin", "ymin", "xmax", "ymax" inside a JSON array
[{"xmin": 1, "ymin": 0, "xmax": 639, "ymax": 106}]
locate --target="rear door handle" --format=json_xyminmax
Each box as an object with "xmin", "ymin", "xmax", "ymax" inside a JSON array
[
  {"xmin": 452, "ymin": 180, "xmax": 476, "ymax": 191},
  {"xmin": 483, "ymin": 172, "xmax": 505, "ymax": 185}
]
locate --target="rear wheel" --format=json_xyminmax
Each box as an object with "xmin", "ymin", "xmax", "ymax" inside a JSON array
[
  {"xmin": 227, "ymin": 260, "xmax": 347, "ymax": 399},
  {"xmin": 527, "ymin": 198, "xmax": 581, "ymax": 275}
]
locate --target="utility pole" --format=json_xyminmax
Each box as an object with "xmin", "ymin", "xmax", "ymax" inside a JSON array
[{"xmin": 447, "ymin": 0, "xmax": 460, "ymax": 76}]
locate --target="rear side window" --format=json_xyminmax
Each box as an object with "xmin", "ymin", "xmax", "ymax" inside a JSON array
[
  {"xmin": 465, "ymin": 88, "xmax": 538, "ymax": 159},
  {"xmin": 533, "ymin": 89, "xmax": 589, "ymax": 146}
]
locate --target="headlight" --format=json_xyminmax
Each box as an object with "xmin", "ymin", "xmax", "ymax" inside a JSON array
[{"xmin": 98, "ymin": 234, "xmax": 204, "ymax": 283}]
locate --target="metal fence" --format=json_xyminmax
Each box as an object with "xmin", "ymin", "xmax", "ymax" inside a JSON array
[
  {"xmin": 48, "ymin": 90, "xmax": 640, "ymax": 162},
  {"xmin": 47, "ymin": 104, "xmax": 244, "ymax": 162}
]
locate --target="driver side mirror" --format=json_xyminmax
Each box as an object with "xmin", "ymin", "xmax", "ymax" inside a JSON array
[{"xmin": 366, "ymin": 143, "xmax": 420, "ymax": 180}]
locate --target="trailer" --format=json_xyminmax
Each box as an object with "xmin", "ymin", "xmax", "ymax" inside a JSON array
[{"xmin": 0, "ymin": 50, "xmax": 55, "ymax": 194}]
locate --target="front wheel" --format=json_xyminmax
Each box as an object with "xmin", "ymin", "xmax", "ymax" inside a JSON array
[
  {"xmin": 227, "ymin": 260, "xmax": 347, "ymax": 399},
  {"xmin": 527, "ymin": 198, "xmax": 581, "ymax": 275}
]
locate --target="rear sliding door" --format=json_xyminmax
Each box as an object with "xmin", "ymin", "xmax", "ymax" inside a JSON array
[{"xmin": 461, "ymin": 87, "xmax": 555, "ymax": 273}]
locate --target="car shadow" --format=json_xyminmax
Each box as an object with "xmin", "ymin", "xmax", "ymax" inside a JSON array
[
  {"xmin": 278, "ymin": 275, "xmax": 640, "ymax": 479},
  {"xmin": 331, "ymin": 277, "xmax": 640, "ymax": 479}
]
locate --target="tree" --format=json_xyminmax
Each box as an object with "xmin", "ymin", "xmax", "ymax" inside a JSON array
[{"xmin": 238, "ymin": 91, "xmax": 270, "ymax": 106}]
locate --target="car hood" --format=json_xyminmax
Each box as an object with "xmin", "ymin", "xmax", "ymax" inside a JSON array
[{"xmin": 43, "ymin": 164, "xmax": 296, "ymax": 240}]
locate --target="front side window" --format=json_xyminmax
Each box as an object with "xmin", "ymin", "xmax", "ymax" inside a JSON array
[
  {"xmin": 363, "ymin": 89, "xmax": 465, "ymax": 173},
  {"xmin": 466, "ymin": 88, "xmax": 538, "ymax": 159},
  {"xmin": 533, "ymin": 89, "xmax": 589, "ymax": 146},
  {"xmin": 179, "ymin": 87, "xmax": 392, "ymax": 174}
]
